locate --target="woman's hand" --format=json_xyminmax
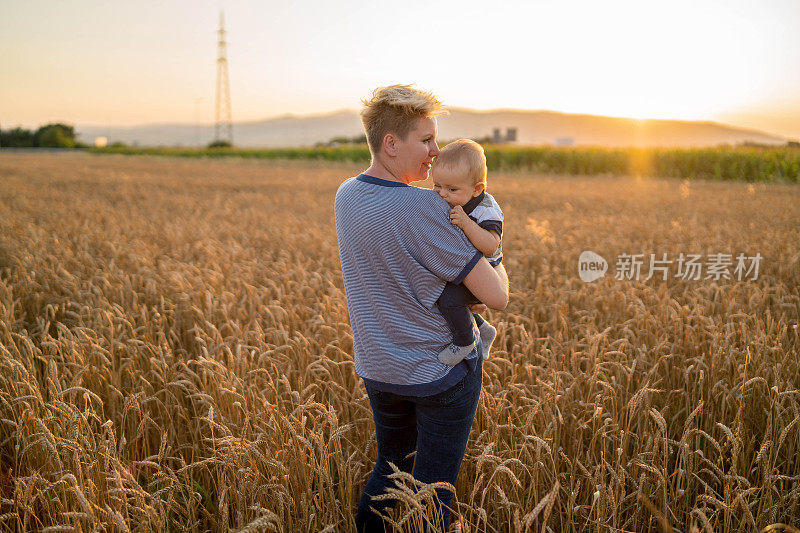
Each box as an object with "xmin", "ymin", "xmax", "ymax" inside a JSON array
[{"xmin": 469, "ymin": 303, "xmax": 488, "ymax": 314}]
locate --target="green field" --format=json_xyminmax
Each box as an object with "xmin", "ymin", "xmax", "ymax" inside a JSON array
[{"xmin": 89, "ymin": 143, "xmax": 800, "ymax": 183}]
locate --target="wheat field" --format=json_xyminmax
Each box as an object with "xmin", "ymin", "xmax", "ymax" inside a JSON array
[{"xmin": 1, "ymin": 152, "xmax": 799, "ymax": 532}]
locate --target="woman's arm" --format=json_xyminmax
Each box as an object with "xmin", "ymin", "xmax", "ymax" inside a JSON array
[{"xmin": 462, "ymin": 259, "xmax": 509, "ymax": 310}]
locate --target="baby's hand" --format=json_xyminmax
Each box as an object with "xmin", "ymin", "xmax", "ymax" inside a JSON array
[{"xmin": 449, "ymin": 205, "xmax": 470, "ymax": 229}]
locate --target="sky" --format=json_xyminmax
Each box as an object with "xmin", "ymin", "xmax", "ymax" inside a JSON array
[{"xmin": 2, "ymin": 0, "xmax": 799, "ymax": 139}]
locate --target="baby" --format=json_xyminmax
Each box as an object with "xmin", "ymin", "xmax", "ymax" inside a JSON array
[{"xmin": 431, "ymin": 139, "xmax": 504, "ymax": 366}]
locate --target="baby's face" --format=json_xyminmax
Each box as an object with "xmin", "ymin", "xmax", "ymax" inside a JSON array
[{"xmin": 432, "ymin": 164, "xmax": 481, "ymax": 207}]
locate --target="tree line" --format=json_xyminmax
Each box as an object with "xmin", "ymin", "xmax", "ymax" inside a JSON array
[{"xmin": 0, "ymin": 123, "xmax": 82, "ymax": 148}]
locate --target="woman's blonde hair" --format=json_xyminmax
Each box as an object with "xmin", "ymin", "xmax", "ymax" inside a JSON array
[
  {"xmin": 432, "ymin": 139, "xmax": 487, "ymax": 185},
  {"xmin": 360, "ymin": 84, "xmax": 446, "ymax": 155}
]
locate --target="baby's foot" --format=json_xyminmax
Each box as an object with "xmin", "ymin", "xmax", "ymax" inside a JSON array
[
  {"xmin": 438, "ymin": 341, "xmax": 476, "ymax": 366},
  {"xmin": 478, "ymin": 322, "xmax": 497, "ymax": 359}
]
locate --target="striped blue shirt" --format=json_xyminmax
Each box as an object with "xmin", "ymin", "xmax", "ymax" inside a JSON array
[{"xmin": 334, "ymin": 174, "xmax": 484, "ymax": 396}]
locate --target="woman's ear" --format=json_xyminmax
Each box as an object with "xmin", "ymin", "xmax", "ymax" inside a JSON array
[{"xmin": 383, "ymin": 133, "xmax": 397, "ymax": 157}]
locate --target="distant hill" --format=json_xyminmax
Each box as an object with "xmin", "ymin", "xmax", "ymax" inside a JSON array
[{"xmin": 77, "ymin": 107, "xmax": 786, "ymax": 148}]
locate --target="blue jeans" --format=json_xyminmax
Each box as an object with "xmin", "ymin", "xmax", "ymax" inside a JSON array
[{"xmin": 355, "ymin": 357, "xmax": 483, "ymax": 532}]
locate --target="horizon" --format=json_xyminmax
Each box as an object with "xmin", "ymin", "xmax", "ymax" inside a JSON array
[
  {"xmin": 49, "ymin": 106, "xmax": 787, "ymax": 142},
  {"xmin": 2, "ymin": 0, "xmax": 800, "ymax": 140}
]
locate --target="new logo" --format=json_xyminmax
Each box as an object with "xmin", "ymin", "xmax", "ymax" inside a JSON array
[{"xmin": 579, "ymin": 250, "xmax": 608, "ymax": 282}]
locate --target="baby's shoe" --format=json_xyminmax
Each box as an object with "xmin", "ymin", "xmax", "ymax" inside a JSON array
[
  {"xmin": 438, "ymin": 340, "xmax": 476, "ymax": 366},
  {"xmin": 478, "ymin": 321, "xmax": 497, "ymax": 359}
]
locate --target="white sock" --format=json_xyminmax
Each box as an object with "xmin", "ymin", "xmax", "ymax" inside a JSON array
[
  {"xmin": 438, "ymin": 340, "xmax": 476, "ymax": 366},
  {"xmin": 478, "ymin": 321, "xmax": 497, "ymax": 359}
]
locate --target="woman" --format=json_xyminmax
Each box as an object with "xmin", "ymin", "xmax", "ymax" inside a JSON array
[{"xmin": 334, "ymin": 85, "xmax": 509, "ymax": 531}]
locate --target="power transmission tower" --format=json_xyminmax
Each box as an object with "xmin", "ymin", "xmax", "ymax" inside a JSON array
[{"xmin": 214, "ymin": 11, "xmax": 233, "ymax": 145}]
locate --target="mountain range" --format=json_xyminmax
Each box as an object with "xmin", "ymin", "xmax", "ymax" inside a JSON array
[{"xmin": 76, "ymin": 107, "xmax": 787, "ymax": 148}]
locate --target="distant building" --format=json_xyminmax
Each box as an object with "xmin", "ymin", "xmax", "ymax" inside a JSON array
[
  {"xmin": 94, "ymin": 136, "xmax": 108, "ymax": 148},
  {"xmin": 554, "ymin": 137, "xmax": 574, "ymax": 147},
  {"xmin": 491, "ymin": 127, "xmax": 517, "ymax": 144}
]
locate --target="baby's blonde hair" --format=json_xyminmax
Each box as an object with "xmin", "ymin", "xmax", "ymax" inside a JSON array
[
  {"xmin": 360, "ymin": 84, "xmax": 446, "ymax": 155},
  {"xmin": 432, "ymin": 139, "xmax": 487, "ymax": 185}
]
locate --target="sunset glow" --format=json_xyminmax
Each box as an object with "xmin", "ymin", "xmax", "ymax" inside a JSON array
[{"xmin": 1, "ymin": 0, "xmax": 798, "ymax": 139}]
